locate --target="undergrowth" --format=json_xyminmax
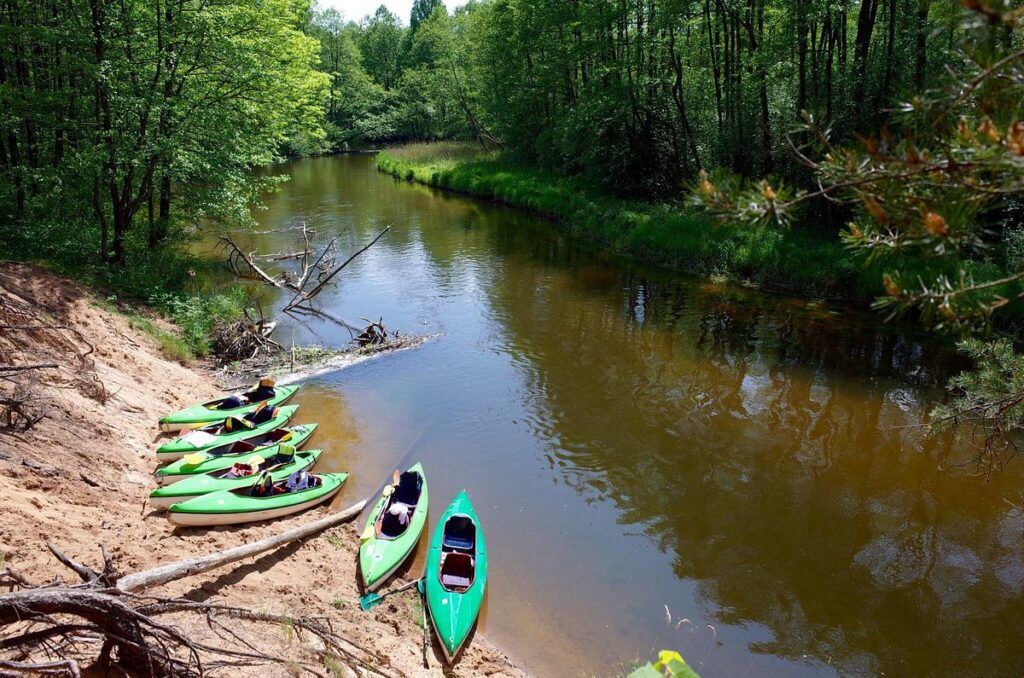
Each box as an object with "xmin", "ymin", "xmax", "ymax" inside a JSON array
[{"xmin": 378, "ymin": 143, "xmax": 898, "ymax": 300}]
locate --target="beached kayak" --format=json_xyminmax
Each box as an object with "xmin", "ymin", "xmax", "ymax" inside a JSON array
[
  {"xmin": 359, "ymin": 462, "xmax": 428, "ymax": 592},
  {"xmin": 153, "ymin": 424, "xmax": 317, "ymax": 485},
  {"xmin": 159, "ymin": 382, "xmax": 299, "ymax": 432},
  {"xmin": 167, "ymin": 471, "xmax": 348, "ymax": 526},
  {"xmin": 425, "ymin": 491, "xmax": 487, "ymax": 663},
  {"xmin": 149, "ymin": 449, "xmax": 322, "ymax": 509},
  {"xmin": 155, "ymin": 405, "xmax": 298, "ymax": 461}
]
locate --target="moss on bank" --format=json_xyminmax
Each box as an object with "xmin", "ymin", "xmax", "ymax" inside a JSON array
[{"xmin": 376, "ymin": 143, "xmax": 888, "ymax": 300}]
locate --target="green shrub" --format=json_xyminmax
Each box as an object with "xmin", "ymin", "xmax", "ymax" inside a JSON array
[
  {"xmin": 150, "ymin": 287, "xmax": 248, "ymax": 358},
  {"xmin": 377, "ymin": 145, "xmax": 882, "ymax": 301}
]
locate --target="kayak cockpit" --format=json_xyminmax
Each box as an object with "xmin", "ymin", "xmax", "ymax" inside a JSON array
[
  {"xmin": 211, "ymin": 448, "xmax": 296, "ymax": 479},
  {"xmin": 438, "ymin": 515, "xmax": 477, "ymax": 592},
  {"xmin": 238, "ymin": 470, "xmax": 322, "ymax": 498},
  {"xmin": 377, "ymin": 470, "xmax": 423, "ymax": 540},
  {"xmin": 206, "ymin": 380, "xmax": 278, "ymax": 411}
]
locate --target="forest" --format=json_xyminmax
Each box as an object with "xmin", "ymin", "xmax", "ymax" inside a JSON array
[{"xmin": 1, "ymin": 0, "xmax": 1023, "ymax": 447}]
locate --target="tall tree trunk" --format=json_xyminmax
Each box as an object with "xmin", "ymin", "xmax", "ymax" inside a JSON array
[
  {"xmin": 852, "ymin": 0, "xmax": 879, "ymax": 116},
  {"xmin": 914, "ymin": 0, "xmax": 929, "ymax": 88},
  {"xmin": 797, "ymin": 0, "xmax": 808, "ymax": 114},
  {"xmin": 705, "ymin": 0, "xmax": 724, "ymax": 133}
]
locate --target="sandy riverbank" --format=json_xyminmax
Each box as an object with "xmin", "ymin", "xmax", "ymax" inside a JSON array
[{"xmin": 0, "ymin": 262, "xmax": 521, "ymax": 677}]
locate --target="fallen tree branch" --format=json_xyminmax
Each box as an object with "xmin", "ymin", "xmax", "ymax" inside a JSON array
[
  {"xmin": 0, "ymin": 658, "xmax": 82, "ymax": 677},
  {"xmin": 0, "ymin": 364, "xmax": 59, "ymax": 374},
  {"xmin": 115, "ymin": 499, "xmax": 366, "ymax": 592},
  {"xmin": 218, "ymin": 236, "xmax": 294, "ymax": 290},
  {"xmin": 45, "ymin": 543, "xmax": 98, "ymax": 584},
  {"xmin": 284, "ymin": 225, "xmax": 390, "ymax": 310}
]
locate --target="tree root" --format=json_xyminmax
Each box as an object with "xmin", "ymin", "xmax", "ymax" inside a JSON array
[{"xmin": 0, "ymin": 502, "xmax": 392, "ymax": 677}]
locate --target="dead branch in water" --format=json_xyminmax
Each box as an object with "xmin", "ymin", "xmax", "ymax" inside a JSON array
[
  {"xmin": 0, "ymin": 500, "xmax": 394, "ymax": 677},
  {"xmin": 283, "ymin": 225, "xmax": 390, "ymax": 311},
  {"xmin": 209, "ymin": 304, "xmax": 281, "ymax": 363}
]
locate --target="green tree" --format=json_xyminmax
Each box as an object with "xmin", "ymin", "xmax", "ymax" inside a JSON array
[
  {"xmin": 0, "ymin": 0, "xmax": 327, "ymax": 268},
  {"xmin": 359, "ymin": 6, "xmax": 406, "ymax": 91},
  {"xmin": 411, "ymin": 0, "xmax": 447, "ymax": 33}
]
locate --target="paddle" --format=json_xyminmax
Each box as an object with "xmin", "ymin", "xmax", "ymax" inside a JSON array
[
  {"xmin": 359, "ymin": 577, "xmax": 423, "ymax": 611},
  {"xmin": 418, "ymin": 578, "xmax": 429, "ymax": 668}
]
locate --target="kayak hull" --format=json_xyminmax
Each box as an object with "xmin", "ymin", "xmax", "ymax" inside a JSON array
[
  {"xmin": 154, "ymin": 424, "xmax": 317, "ymax": 485},
  {"xmin": 359, "ymin": 462, "xmax": 428, "ymax": 592},
  {"xmin": 425, "ymin": 491, "xmax": 487, "ymax": 663},
  {"xmin": 167, "ymin": 472, "xmax": 347, "ymax": 526},
  {"xmin": 155, "ymin": 405, "xmax": 298, "ymax": 461},
  {"xmin": 159, "ymin": 384, "xmax": 299, "ymax": 432},
  {"xmin": 149, "ymin": 450, "xmax": 322, "ymax": 509}
]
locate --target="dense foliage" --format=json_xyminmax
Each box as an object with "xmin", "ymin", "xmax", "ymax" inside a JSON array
[
  {"xmin": 0, "ymin": 0, "xmax": 327, "ymax": 275},
  {"xmin": 317, "ymin": 0, "xmax": 965, "ymax": 199}
]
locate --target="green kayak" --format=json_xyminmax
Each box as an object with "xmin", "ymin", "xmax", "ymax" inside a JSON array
[
  {"xmin": 159, "ymin": 382, "xmax": 299, "ymax": 432},
  {"xmin": 425, "ymin": 491, "xmax": 487, "ymax": 663},
  {"xmin": 359, "ymin": 462, "xmax": 428, "ymax": 592},
  {"xmin": 154, "ymin": 424, "xmax": 317, "ymax": 485},
  {"xmin": 150, "ymin": 449, "xmax": 322, "ymax": 509},
  {"xmin": 155, "ymin": 405, "xmax": 297, "ymax": 462},
  {"xmin": 168, "ymin": 471, "xmax": 348, "ymax": 526}
]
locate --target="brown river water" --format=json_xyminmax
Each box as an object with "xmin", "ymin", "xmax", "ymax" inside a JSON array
[{"xmin": 202, "ymin": 154, "xmax": 1024, "ymax": 676}]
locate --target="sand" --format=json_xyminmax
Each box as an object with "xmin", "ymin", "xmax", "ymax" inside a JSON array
[{"xmin": 0, "ymin": 262, "xmax": 521, "ymax": 677}]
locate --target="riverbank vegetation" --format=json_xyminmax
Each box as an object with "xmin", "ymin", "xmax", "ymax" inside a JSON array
[{"xmin": 378, "ymin": 143, "xmax": 885, "ymax": 299}]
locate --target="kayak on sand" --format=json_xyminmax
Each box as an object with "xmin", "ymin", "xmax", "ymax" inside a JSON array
[
  {"xmin": 358, "ymin": 462, "xmax": 428, "ymax": 592},
  {"xmin": 155, "ymin": 405, "xmax": 298, "ymax": 462},
  {"xmin": 425, "ymin": 491, "xmax": 487, "ymax": 663},
  {"xmin": 167, "ymin": 470, "xmax": 347, "ymax": 527},
  {"xmin": 149, "ymin": 448, "xmax": 322, "ymax": 509},
  {"xmin": 153, "ymin": 423, "xmax": 317, "ymax": 485},
  {"xmin": 159, "ymin": 380, "xmax": 298, "ymax": 432}
]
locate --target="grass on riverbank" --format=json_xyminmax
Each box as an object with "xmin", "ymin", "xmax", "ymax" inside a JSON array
[{"xmin": 378, "ymin": 143, "xmax": 887, "ymax": 299}]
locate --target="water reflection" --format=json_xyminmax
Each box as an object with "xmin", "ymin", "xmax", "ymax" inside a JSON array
[{"xmin": 222, "ymin": 155, "xmax": 1024, "ymax": 676}]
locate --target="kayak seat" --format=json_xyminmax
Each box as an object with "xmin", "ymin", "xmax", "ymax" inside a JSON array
[
  {"xmin": 393, "ymin": 471, "xmax": 422, "ymax": 505},
  {"xmin": 380, "ymin": 508, "xmax": 407, "ymax": 538},
  {"xmin": 247, "ymin": 406, "xmax": 275, "ymax": 425},
  {"xmin": 439, "ymin": 553, "xmax": 474, "ymax": 592},
  {"xmin": 442, "ymin": 516, "xmax": 476, "ymax": 552},
  {"xmin": 219, "ymin": 394, "xmax": 246, "ymax": 410},
  {"xmin": 247, "ymin": 385, "xmax": 276, "ymax": 401}
]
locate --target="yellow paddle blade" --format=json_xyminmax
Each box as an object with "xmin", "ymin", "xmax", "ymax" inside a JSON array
[
  {"xmin": 359, "ymin": 523, "xmax": 376, "ymax": 542},
  {"xmin": 247, "ymin": 455, "xmax": 265, "ymax": 465},
  {"xmin": 183, "ymin": 453, "xmax": 207, "ymax": 465}
]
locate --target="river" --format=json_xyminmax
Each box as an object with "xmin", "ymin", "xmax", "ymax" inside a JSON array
[{"xmin": 204, "ymin": 154, "xmax": 1024, "ymax": 676}]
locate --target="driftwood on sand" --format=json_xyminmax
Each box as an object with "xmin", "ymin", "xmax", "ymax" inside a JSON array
[
  {"xmin": 0, "ymin": 500, "xmax": 395, "ymax": 678},
  {"xmin": 116, "ymin": 499, "xmax": 365, "ymax": 592}
]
